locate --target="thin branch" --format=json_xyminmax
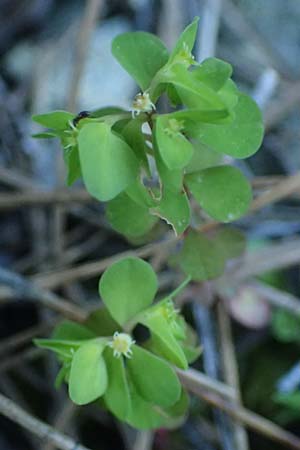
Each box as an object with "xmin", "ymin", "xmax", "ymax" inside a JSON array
[
  {"xmin": 178, "ymin": 370, "xmax": 300, "ymax": 450},
  {"xmin": 217, "ymin": 303, "xmax": 249, "ymax": 450},
  {"xmin": 229, "ymin": 238, "xmax": 300, "ymax": 281},
  {"xmin": 0, "ymin": 190, "xmax": 91, "ymax": 210},
  {"xmin": 196, "ymin": 0, "xmax": 223, "ymax": 60},
  {"xmin": 248, "ymin": 281, "xmax": 300, "ymax": 315},
  {"xmin": 0, "ymin": 266, "xmax": 87, "ymax": 321},
  {"xmin": 0, "ymin": 392, "xmax": 91, "ymax": 450},
  {"xmin": 251, "ymin": 173, "xmax": 300, "ymax": 212},
  {"xmin": 176, "ymin": 368, "xmax": 235, "ymax": 400},
  {"xmin": 67, "ymin": 0, "xmax": 103, "ymax": 112},
  {"xmin": 32, "ymin": 235, "xmax": 178, "ymax": 288},
  {"xmin": 132, "ymin": 431, "xmax": 154, "ymax": 450},
  {"xmin": 264, "ymin": 81, "xmax": 300, "ymax": 132}
]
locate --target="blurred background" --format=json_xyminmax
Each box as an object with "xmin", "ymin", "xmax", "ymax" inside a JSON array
[{"xmin": 1, "ymin": 0, "xmax": 300, "ymax": 449}]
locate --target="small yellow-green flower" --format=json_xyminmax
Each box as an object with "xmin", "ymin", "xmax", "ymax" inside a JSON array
[
  {"xmin": 108, "ymin": 331, "xmax": 135, "ymax": 358},
  {"xmin": 174, "ymin": 42, "xmax": 195, "ymax": 67},
  {"xmin": 164, "ymin": 118, "xmax": 185, "ymax": 137},
  {"xmin": 131, "ymin": 92, "xmax": 155, "ymax": 117}
]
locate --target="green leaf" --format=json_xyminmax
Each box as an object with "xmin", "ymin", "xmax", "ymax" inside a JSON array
[
  {"xmin": 169, "ymin": 17, "xmax": 199, "ymax": 63},
  {"xmin": 151, "ymin": 189, "xmax": 190, "ymax": 235},
  {"xmin": 214, "ymin": 227, "xmax": 246, "ymax": 260},
  {"xmin": 192, "ymin": 57, "xmax": 232, "ymax": 91},
  {"xmin": 31, "ymin": 132, "xmax": 57, "ymax": 139},
  {"xmin": 126, "ymin": 180, "xmax": 156, "ymax": 208},
  {"xmin": 32, "ymin": 111, "xmax": 74, "ymax": 130},
  {"xmin": 185, "ymin": 140, "xmax": 222, "ymax": 174},
  {"xmin": 112, "ymin": 32, "xmax": 169, "ymax": 91},
  {"xmin": 126, "ymin": 382, "xmax": 168, "ymax": 430},
  {"xmin": 272, "ymin": 309, "xmax": 300, "ymax": 343},
  {"xmin": 106, "ymin": 191, "xmax": 157, "ymax": 238},
  {"xmin": 155, "ymin": 116, "xmax": 194, "ymax": 170},
  {"xmin": 142, "ymin": 313, "xmax": 188, "ymax": 369},
  {"xmin": 103, "ymin": 348, "xmax": 131, "ymax": 420},
  {"xmin": 54, "ymin": 365, "xmax": 69, "ymax": 389},
  {"xmin": 85, "ymin": 307, "xmax": 121, "ymax": 337},
  {"xmin": 164, "ymin": 65, "xmax": 226, "ymax": 110},
  {"xmin": 34, "ymin": 339, "xmax": 84, "ymax": 360},
  {"xmin": 53, "ymin": 320, "xmax": 96, "ymax": 341},
  {"xmin": 168, "ymin": 107, "xmax": 230, "ymax": 124},
  {"xmin": 127, "ymin": 345, "xmax": 181, "ymax": 407},
  {"xmin": 178, "ymin": 231, "xmax": 225, "ymax": 281},
  {"xmin": 63, "ymin": 146, "xmax": 81, "ymax": 186},
  {"xmin": 218, "ymin": 79, "xmax": 239, "ymax": 111},
  {"xmin": 186, "ymin": 165, "xmax": 252, "ymax": 222},
  {"xmin": 181, "ymin": 324, "xmax": 202, "ymax": 364},
  {"xmin": 155, "ymin": 149, "xmax": 183, "ymax": 193},
  {"xmin": 163, "ymin": 389, "xmax": 189, "ymax": 426},
  {"xmin": 99, "ymin": 257, "xmax": 158, "ymax": 326},
  {"xmin": 120, "ymin": 119, "xmax": 150, "ymax": 174},
  {"xmin": 89, "ymin": 106, "xmax": 125, "ymax": 118},
  {"xmin": 69, "ymin": 340, "xmax": 108, "ymax": 405},
  {"xmin": 78, "ymin": 123, "xmax": 138, "ymax": 201},
  {"xmin": 187, "ymin": 93, "xmax": 264, "ymax": 158}
]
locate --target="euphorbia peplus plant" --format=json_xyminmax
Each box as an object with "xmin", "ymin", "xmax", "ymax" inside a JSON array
[
  {"xmin": 33, "ymin": 17, "xmax": 264, "ymax": 429},
  {"xmin": 35, "ymin": 257, "xmax": 200, "ymax": 429}
]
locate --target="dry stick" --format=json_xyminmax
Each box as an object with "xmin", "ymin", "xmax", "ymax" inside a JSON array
[
  {"xmin": 0, "ymin": 190, "xmax": 91, "ymax": 210},
  {"xmin": 217, "ymin": 303, "xmax": 250, "ymax": 450},
  {"xmin": 0, "ymin": 348, "xmax": 43, "ymax": 373},
  {"xmin": 248, "ymin": 281, "xmax": 300, "ymax": 315},
  {"xmin": 264, "ymin": 81, "xmax": 300, "ymax": 132},
  {"xmin": 250, "ymin": 172, "xmax": 300, "ymax": 212},
  {"xmin": 132, "ymin": 431, "xmax": 154, "ymax": 450},
  {"xmin": 196, "ymin": 0, "xmax": 223, "ymax": 60},
  {"xmin": 230, "ymin": 238, "xmax": 300, "ymax": 281},
  {"xmin": 32, "ymin": 235, "xmax": 178, "ymax": 288},
  {"xmin": 0, "ymin": 266, "xmax": 87, "ymax": 322},
  {"xmin": 67, "ymin": 0, "xmax": 103, "ymax": 112},
  {"xmin": 0, "ymin": 320, "xmax": 57, "ymax": 357},
  {"xmin": 178, "ymin": 370, "xmax": 300, "ymax": 450},
  {"xmin": 222, "ymin": 0, "xmax": 296, "ymax": 79},
  {"xmin": 196, "ymin": 389, "xmax": 300, "ymax": 450},
  {"xmin": 0, "ymin": 392, "xmax": 91, "ymax": 450},
  {"xmin": 0, "ymin": 176, "xmax": 295, "ymax": 211},
  {"xmin": 193, "ymin": 302, "xmax": 235, "ymax": 450},
  {"xmin": 42, "ymin": 401, "xmax": 78, "ymax": 450}
]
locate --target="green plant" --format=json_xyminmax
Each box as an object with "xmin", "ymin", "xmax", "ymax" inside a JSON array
[{"xmin": 33, "ymin": 17, "xmax": 263, "ymax": 429}]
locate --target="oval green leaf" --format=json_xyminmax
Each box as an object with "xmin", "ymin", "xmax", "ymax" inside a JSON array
[
  {"xmin": 106, "ymin": 191, "xmax": 157, "ymax": 238},
  {"xmin": 112, "ymin": 32, "xmax": 169, "ymax": 91},
  {"xmin": 178, "ymin": 231, "xmax": 225, "ymax": 281},
  {"xmin": 151, "ymin": 189, "xmax": 190, "ymax": 235},
  {"xmin": 187, "ymin": 93, "xmax": 264, "ymax": 158},
  {"xmin": 69, "ymin": 340, "xmax": 107, "ymax": 405},
  {"xmin": 32, "ymin": 110, "xmax": 74, "ymax": 130},
  {"xmin": 127, "ymin": 345, "xmax": 181, "ymax": 407},
  {"xmin": 103, "ymin": 348, "xmax": 131, "ymax": 420},
  {"xmin": 155, "ymin": 116, "xmax": 194, "ymax": 170},
  {"xmin": 99, "ymin": 257, "xmax": 158, "ymax": 326},
  {"xmin": 78, "ymin": 123, "xmax": 138, "ymax": 201},
  {"xmin": 186, "ymin": 165, "xmax": 252, "ymax": 222}
]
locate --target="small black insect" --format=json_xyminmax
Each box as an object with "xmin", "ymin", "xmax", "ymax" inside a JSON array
[{"xmin": 72, "ymin": 110, "xmax": 90, "ymax": 127}]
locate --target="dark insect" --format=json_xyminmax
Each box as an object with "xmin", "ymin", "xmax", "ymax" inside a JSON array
[{"xmin": 72, "ymin": 110, "xmax": 90, "ymax": 127}]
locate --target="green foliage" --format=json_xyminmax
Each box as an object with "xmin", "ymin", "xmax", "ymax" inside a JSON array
[
  {"xmin": 186, "ymin": 165, "xmax": 252, "ymax": 222},
  {"xmin": 33, "ymin": 17, "xmax": 263, "ymax": 240},
  {"xmin": 112, "ymin": 32, "xmax": 168, "ymax": 91},
  {"xmin": 33, "ymin": 18, "xmax": 264, "ymax": 431},
  {"xmin": 36, "ymin": 256, "xmax": 197, "ymax": 429},
  {"xmin": 99, "ymin": 257, "xmax": 158, "ymax": 326}
]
